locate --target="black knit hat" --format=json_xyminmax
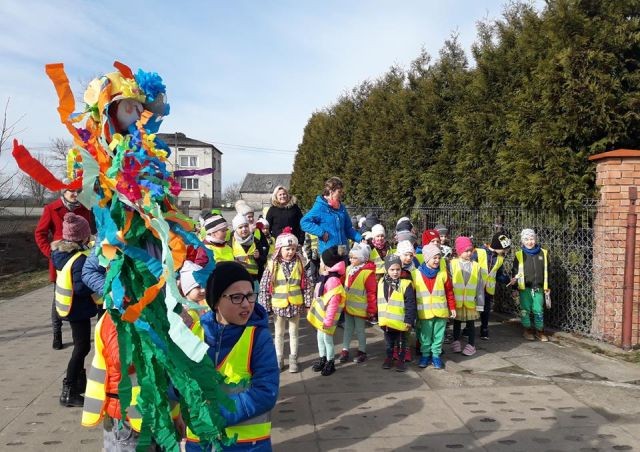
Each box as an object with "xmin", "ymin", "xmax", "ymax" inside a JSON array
[
  {"xmin": 490, "ymin": 232, "xmax": 512, "ymax": 250},
  {"xmin": 206, "ymin": 261, "xmax": 253, "ymax": 309},
  {"xmin": 321, "ymin": 245, "xmax": 345, "ymax": 268},
  {"xmin": 364, "ymin": 213, "xmax": 379, "ymax": 230},
  {"xmin": 384, "ymin": 254, "xmax": 402, "ymax": 271}
]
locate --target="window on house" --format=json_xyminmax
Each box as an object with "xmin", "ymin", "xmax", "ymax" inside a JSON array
[
  {"xmin": 178, "ymin": 147, "xmax": 185, "ymax": 152},
  {"xmin": 179, "ymin": 156, "xmax": 198, "ymax": 167},
  {"xmin": 180, "ymin": 178, "xmax": 199, "ymax": 190}
]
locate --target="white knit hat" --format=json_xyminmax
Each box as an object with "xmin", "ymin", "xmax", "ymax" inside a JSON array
[
  {"xmin": 180, "ymin": 261, "xmax": 202, "ymax": 295},
  {"xmin": 520, "ymin": 228, "xmax": 536, "ymax": 244},
  {"xmin": 232, "ymin": 213, "xmax": 249, "ymax": 231},
  {"xmin": 349, "ymin": 242, "xmax": 370, "ymax": 262},
  {"xmin": 396, "ymin": 240, "xmax": 415, "ymax": 256},
  {"xmin": 235, "ymin": 200, "xmax": 254, "ymax": 216},
  {"xmin": 371, "ymin": 224, "xmax": 385, "ymax": 237}
]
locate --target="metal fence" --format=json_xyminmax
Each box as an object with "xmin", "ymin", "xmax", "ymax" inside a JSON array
[{"xmin": 348, "ymin": 202, "xmax": 602, "ymax": 339}]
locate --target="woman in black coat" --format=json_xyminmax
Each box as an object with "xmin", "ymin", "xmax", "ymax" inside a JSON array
[{"xmin": 265, "ymin": 185, "xmax": 304, "ymax": 243}]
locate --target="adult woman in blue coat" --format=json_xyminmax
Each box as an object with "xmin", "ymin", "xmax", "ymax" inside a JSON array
[
  {"xmin": 185, "ymin": 261, "xmax": 279, "ymax": 451},
  {"xmin": 300, "ymin": 176, "xmax": 362, "ymax": 255}
]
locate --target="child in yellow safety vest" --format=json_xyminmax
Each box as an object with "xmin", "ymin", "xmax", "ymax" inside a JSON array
[
  {"xmin": 339, "ymin": 242, "xmax": 377, "ymax": 364},
  {"xmin": 379, "ymin": 254, "xmax": 416, "ymax": 372},
  {"xmin": 195, "ymin": 213, "xmax": 234, "ymax": 267},
  {"xmin": 258, "ymin": 227, "xmax": 312, "ymax": 373},
  {"xmin": 368, "ymin": 224, "xmax": 390, "ymax": 278},
  {"xmin": 231, "ymin": 214, "xmax": 268, "ymax": 287},
  {"xmin": 307, "ymin": 245, "xmax": 347, "ymax": 377},
  {"xmin": 450, "ymin": 237, "xmax": 485, "ymax": 357},
  {"xmin": 471, "ymin": 232, "xmax": 512, "ymax": 340},
  {"xmin": 178, "ymin": 260, "xmax": 209, "ymax": 339},
  {"xmin": 413, "ymin": 244, "xmax": 457, "ymax": 370},
  {"xmin": 50, "ymin": 213, "xmax": 99, "ymax": 408},
  {"xmin": 509, "ymin": 228, "xmax": 551, "ymax": 342}
]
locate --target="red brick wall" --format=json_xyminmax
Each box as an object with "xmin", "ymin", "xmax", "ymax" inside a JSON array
[{"xmin": 591, "ymin": 151, "xmax": 640, "ymax": 346}]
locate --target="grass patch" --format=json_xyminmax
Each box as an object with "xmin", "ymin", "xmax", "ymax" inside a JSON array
[{"xmin": 0, "ymin": 270, "xmax": 50, "ymax": 299}]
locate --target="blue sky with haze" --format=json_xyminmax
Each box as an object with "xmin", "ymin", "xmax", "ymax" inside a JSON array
[{"xmin": 0, "ymin": 0, "xmax": 543, "ymax": 188}]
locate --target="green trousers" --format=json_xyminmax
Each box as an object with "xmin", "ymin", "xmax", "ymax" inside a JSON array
[
  {"xmin": 519, "ymin": 288, "xmax": 544, "ymax": 331},
  {"xmin": 418, "ymin": 317, "xmax": 448, "ymax": 358}
]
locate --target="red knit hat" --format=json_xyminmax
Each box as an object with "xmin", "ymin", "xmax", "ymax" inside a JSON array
[
  {"xmin": 422, "ymin": 229, "xmax": 441, "ymax": 247},
  {"xmin": 62, "ymin": 213, "xmax": 91, "ymax": 242}
]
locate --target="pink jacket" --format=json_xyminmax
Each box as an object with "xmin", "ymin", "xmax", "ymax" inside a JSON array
[{"xmin": 315, "ymin": 260, "xmax": 346, "ymax": 328}]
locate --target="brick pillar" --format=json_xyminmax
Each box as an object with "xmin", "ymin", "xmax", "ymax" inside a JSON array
[{"xmin": 590, "ymin": 150, "xmax": 640, "ymax": 346}]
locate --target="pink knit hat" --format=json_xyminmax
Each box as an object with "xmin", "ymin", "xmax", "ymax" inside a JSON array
[
  {"xmin": 62, "ymin": 212, "xmax": 91, "ymax": 242},
  {"xmin": 454, "ymin": 236, "xmax": 474, "ymax": 256}
]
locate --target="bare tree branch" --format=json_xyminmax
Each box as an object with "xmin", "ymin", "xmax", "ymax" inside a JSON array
[
  {"xmin": 0, "ymin": 98, "xmax": 25, "ymax": 196},
  {"xmin": 222, "ymin": 182, "xmax": 242, "ymax": 206}
]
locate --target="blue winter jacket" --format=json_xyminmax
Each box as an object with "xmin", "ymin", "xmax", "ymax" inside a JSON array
[
  {"xmin": 300, "ymin": 195, "xmax": 362, "ymax": 254},
  {"xmin": 186, "ymin": 303, "xmax": 279, "ymax": 452},
  {"xmin": 81, "ymin": 251, "xmax": 106, "ymax": 296}
]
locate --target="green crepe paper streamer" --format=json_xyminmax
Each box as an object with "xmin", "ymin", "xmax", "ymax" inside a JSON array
[{"xmin": 78, "ymin": 148, "xmax": 100, "ymax": 210}]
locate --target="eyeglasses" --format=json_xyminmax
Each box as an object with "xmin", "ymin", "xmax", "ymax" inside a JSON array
[{"xmin": 221, "ymin": 292, "xmax": 258, "ymax": 304}]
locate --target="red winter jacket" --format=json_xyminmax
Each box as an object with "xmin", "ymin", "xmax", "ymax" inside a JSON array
[
  {"xmin": 100, "ymin": 314, "xmax": 136, "ymax": 421},
  {"xmin": 34, "ymin": 198, "xmax": 95, "ymax": 281}
]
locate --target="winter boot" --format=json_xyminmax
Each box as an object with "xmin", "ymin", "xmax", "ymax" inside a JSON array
[
  {"xmin": 523, "ymin": 328, "xmax": 536, "ymax": 341},
  {"xmin": 321, "ymin": 359, "xmax": 336, "ymax": 376},
  {"xmin": 392, "ymin": 346, "xmax": 399, "ymax": 360},
  {"xmin": 382, "ymin": 357, "xmax": 393, "ymax": 369},
  {"xmin": 289, "ymin": 355, "xmax": 299, "ymax": 373},
  {"xmin": 52, "ymin": 331, "xmax": 63, "ymax": 350},
  {"xmin": 396, "ymin": 349, "xmax": 407, "ymax": 372},
  {"xmin": 353, "ymin": 351, "xmax": 367, "ymax": 363},
  {"xmin": 60, "ymin": 378, "xmax": 84, "ymax": 407},
  {"xmin": 404, "ymin": 348, "xmax": 412, "ymax": 362},
  {"xmin": 312, "ymin": 356, "xmax": 327, "ymax": 372}
]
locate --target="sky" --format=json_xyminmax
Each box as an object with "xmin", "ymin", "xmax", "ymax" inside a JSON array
[{"xmin": 0, "ymin": 0, "xmax": 544, "ymax": 189}]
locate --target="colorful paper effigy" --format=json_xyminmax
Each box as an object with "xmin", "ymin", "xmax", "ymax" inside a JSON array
[{"xmin": 13, "ymin": 62, "xmax": 232, "ymax": 451}]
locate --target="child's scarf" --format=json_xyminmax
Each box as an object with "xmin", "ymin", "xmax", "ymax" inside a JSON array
[{"xmin": 522, "ymin": 244, "xmax": 541, "ymax": 256}]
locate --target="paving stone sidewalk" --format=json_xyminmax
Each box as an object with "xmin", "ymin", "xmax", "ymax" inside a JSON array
[{"xmin": 2, "ymin": 285, "xmax": 640, "ymax": 451}]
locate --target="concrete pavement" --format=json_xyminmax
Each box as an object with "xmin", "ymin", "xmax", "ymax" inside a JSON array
[{"xmin": 2, "ymin": 285, "xmax": 640, "ymax": 451}]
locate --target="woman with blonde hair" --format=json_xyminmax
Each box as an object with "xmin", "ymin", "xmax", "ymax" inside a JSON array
[{"xmin": 265, "ymin": 185, "xmax": 304, "ymax": 243}]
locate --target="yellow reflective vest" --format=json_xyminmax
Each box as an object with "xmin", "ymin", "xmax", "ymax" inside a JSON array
[
  {"xmin": 369, "ymin": 248, "xmax": 386, "ymax": 275},
  {"xmin": 345, "ymin": 267, "xmax": 374, "ymax": 317},
  {"xmin": 270, "ymin": 261, "xmax": 304, "ymax": 308},
  {"xmin": 55, "ymin": 250, "xmax": 102, "ymax": 317},
  {"xmin": 232, "ymin": 239, "xmax": 259, "ymax": 276},
  {"xmin": 206, "ymin": 243, "xmax": 234, "ymax": 263},
  {"xmin": 475, "ymin": 248, "xmax": 504, "ymax": 296},
  {"xmin": 81, "ymin": 315, "xmax": 143, "ymax": 431},
  {"xmin": 186, "ymin": 326, "xmax": 271, "ymax": 445},
  {"xmin": 450, "ymin": 258, "xmax": 481, "ymax": 310},
  {"xmin": 377, "ymin": 278, "xmax": 411, "ymax": 331},
  {"xmin": 515, "ymin": 249, "xmax": 548, "ymax": 291},
  {"xmin": 307, "ymin": 284, "xmax": 346, "ymax": 335},
  {"xmin": 412, "ymin": 267, "xmax": 450, "ymax": 319}
]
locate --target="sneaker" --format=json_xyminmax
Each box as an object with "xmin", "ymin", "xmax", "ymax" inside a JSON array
[
  {"xmin": 338, "ymin": 349, "xmax": 350, "ymax": 363},
  {"xmin": 382, "ymin": 357, "xmax": 393, "ymax": 369},
  {"xmin": 523, "ymin": 329, "xmax": 536, "ymax": 341},
  {"xmin": 451, "ymin": 340, "xmax": 462, "ymax": 353},
  {"xmin": 480, "ymin": 335, "xmax": 489, "ymax": 341},
  {"xmin": 432, "ymin": 356, "xmax": 444, "ymax": 369},
  {"xmin": 353, "ymin": 351, "xmax": 367, "ymax": 363},
  {"xmin": 462, "ymin": 344, "xmax": 477, "ymax": 356},
  {"xmin": 395, "ymin": 359, "xmax": 407, "ymax": 372},
  {"xmin": 536, "ymin": 331, "xmax": 549, "ymax": 342},
  {"xmin": 418, "ymin": 356, "xmax": 432, "ymax": 368}
]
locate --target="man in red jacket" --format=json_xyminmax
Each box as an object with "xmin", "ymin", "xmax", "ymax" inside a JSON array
[{"xmin": 35, "ymin": 187, "xmax": 95, "ymax": 349}]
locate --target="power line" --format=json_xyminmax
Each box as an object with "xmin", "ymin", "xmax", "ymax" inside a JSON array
[{"xmin": 207, "ymin": 140, "xmax": 297, "ymax": 154}]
